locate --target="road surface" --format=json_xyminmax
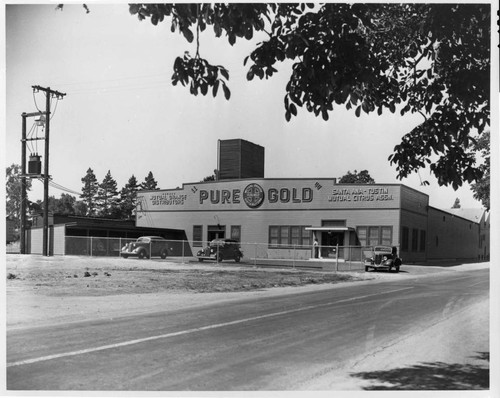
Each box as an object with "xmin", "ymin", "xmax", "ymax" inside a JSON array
[{"xmin": 7, "ymin": 267, "xmax": 489, "ymax": 390}]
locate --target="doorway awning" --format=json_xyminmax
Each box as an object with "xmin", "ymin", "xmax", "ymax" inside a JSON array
[{"xmin": 305, "ymin": 227, "xmax": 355, "ymax": 232}]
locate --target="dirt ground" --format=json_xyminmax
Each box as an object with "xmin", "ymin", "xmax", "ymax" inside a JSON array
[{"xmin": 4, "ymin": 254, "xmax": 488, "ymax": 330}]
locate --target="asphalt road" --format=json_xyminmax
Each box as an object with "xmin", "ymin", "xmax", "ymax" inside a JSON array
[{"xmin": 7, "ymin": 268, "xmax": 489, "ymax": 391}]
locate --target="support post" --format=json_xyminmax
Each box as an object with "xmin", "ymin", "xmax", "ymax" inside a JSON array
[
  {"xmin": 42, "ymin": 90, "xmax": 51, "ymax": 256},
  {"xmin": 32, "ymin": 85, "xmax": 65, "ymax": 256},
  {"xmin": 182, "ymin": 240, "xmax": 185, "ymax": 263},
  {"xmin": 20, "ymin": 114, "xmax": 27, "ymax": 254},
  {"xmin": 336, "ymin": 244, "xmax": 339, "ymax": 271}
]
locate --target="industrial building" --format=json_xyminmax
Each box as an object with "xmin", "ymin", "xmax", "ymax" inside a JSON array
[{"xmin": 135, "ymin": 139, "xmax": 488, "ymax": 264}]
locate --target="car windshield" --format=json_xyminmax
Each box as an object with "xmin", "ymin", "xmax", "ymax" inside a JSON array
[{"xmin": 137, "ymin": 237, "xmax": 150, "ymax": 243}]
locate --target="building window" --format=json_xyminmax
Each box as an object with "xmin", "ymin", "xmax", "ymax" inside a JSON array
[
  {"xmin": 381, "ymin": 227, "xmax": 392, "ymax": 245},
  {"xmin": 301, "ymin": 227, "xmax": 311, "ymax": 247},
  {"xmin": 356, "ymin": 226, "xmax": 392, "ymax": 247},
  {"xmin": 290, "ymin": 226, "xmax": 301, "ymax": 246},
  {"xmin": 269, "ymin": 226, "xmax": 311, "ymax": 248},
  {"xmin": 279, "ymin": 226, "xmax": 289, "ymax": 244},
  {"xmin": 231, "ymin": 225, "xmax": 241, "ymax": 242},
  {"xmin": 420, "ymin": 230, "xmax": 426, "ymax": 252},
  {"xmin": 269, "ymin": 226, "xmax": 279, "ymax": 246},
  {"xmin": 321, "ymin": 220, "xmax": 346, "ymax": 227},
  {"xmin": 368, "ymin": 227, "xmax": 380, "ymax": 246},
  {"xmin": 402, "ymin": 227, "xmax": 409, "ymax": 251},
  {"xmin": 357, "ymin": 227, "xmax": 367, "ymax": 246},
  {"xmin": 193, "ymin": 225, "xmax": 203, "ymax": 247},
  {"xmin": 412, "ymin": 228, "xmax": 419, "ymax": 251}
]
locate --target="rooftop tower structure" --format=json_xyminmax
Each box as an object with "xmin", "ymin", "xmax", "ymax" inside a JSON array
[{"xmin": 217, "ymin": 139, "xmax": 265, "ymax": 180}]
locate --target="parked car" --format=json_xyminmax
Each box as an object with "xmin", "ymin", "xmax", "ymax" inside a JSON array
[
  {"xmin": 120, "ymin": 236, "xmax": 170, "ymax": 259},
  {"xmin": 364, "ymin": 246, "xmax": 402, "ymax": 272},
  {"xmin": 197, "ymin": 239, "xmax": 243, "ymax": 262}
]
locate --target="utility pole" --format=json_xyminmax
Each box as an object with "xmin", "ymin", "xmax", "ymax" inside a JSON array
[
  {"xmin": 20, "ymin": 110, "xmax": 46, "ymax": 254},
  {"xmin": 21, "ymin": 114, "xmax": 27, "ymax": 254},
  {"xmin": 31, "ymin": 85, "xmax": 66, "ymax": 256}
]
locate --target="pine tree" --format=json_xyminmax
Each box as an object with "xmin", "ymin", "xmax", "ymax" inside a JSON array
[
  {"xmin": 80, "ymin": 167, "xmax": 99, "ymax": 216},
  {"xmin": 141, "ymin": 171, "xmax": 159, "ymax": 190},
  {"xmin": 97, "ymin": 170, "xmax": 119, "ymax": 217},
  {"xmin": 120, "ymin": 175, "xmax": 139, "ymax": 219}
]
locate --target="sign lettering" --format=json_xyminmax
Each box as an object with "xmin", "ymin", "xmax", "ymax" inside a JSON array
[{"xmin": 328, "ymin": 187, "xmax": 394, "ymax": 202}]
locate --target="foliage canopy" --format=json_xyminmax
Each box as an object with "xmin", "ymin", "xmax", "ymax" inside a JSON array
[
  {"xmin": 338, "ymin": 170, "xmax": 375, "ymax": 184},
  {"xmin": 6, "ymin": 164, "xmax": 32, "ymax": 229},
  {"xmin": 129, "ymin": 3, "xmax": 490, "ymax": 190}
]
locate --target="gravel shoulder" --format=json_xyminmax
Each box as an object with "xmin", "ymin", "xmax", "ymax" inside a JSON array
[{"xmin": 4, "ymin": 254, "xmax": 490, "ymax": 330}]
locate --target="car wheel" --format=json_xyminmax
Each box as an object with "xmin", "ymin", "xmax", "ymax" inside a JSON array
[
  {"xmin": 395, "ymin": 266, "xmax": 400, "ymax": 273},
  {"xmin": 122, "ymin": 254, "xmax": 128, "ymax": 259},
  {"xmin": 216, "ymin": 254, "xmax": 223, "ymax": 262},
  {"xmin": 235, "ymin": 256, "xmax": 241, "ymax": 263},
  {"xmin": 198, "ymin": 258, "xmax": 204, "ymax": 262},
  {"xmin": 160, "ymin": 250, "xmax": 168, "ymax": 259},
  {"xmin": 138, "ymin": 251, "xmax": 146, "ymax": 259},
  {"xmin": 365, "ymin": 266, "xmax": 370, "ymax": 272}
]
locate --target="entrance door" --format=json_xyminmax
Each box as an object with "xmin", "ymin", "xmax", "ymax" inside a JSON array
[
  {"xmin": 207, "ymin": 225, "xmax": 226, "ymax": 242},
  {"xmin": 321, "ymin": 231, "xmax": 344, "ymax": 258}
]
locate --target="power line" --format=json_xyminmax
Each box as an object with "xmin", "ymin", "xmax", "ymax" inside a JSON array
[
  {"xmin": 35, "ymin": 177, "xmax": 81, "ymax": 196},
  {"xmin": 32, "ymin": 91, "xmax": 42, "ymax": 112},
  {"xmin": 49, "ymin": 181, "xmax": 81, "ymax": 196}
]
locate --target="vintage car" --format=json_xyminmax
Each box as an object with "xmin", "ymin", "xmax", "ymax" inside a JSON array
[
  {"xmin": 120, "ymin": 236, "xmax": 170, "ymax": 259},
  {"xmin": 364, "ymin": 246, "xmax": 402, "ymax": 272},
  {"xmin": 197, "ymin": 238, "xmax": 243, "ymax": 262}
]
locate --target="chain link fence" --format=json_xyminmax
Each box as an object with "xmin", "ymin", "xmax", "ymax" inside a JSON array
[
  {"xmin": 59, "ymin": 236, "xmax": 380, "ymax": 271},
  {"xmin": 6, "ymin": 242, "xmax": 20, "ymax": 254}
]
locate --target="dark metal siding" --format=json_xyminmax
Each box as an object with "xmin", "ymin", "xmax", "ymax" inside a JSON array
[{"xmin": 219, "ymin": 139, "xmax": 264, "ymax": 179}]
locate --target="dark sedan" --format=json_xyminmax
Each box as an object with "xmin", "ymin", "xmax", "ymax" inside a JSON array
[{"xmin": 120, "ymin": 236, "xmax": 170, "ymax": 259}]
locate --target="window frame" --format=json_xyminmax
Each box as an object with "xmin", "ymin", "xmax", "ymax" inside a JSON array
[
  {"xmin": 193, "ymin": 225, "xmax": 203, "ymax": 247},
  {"xmin": 230, "ymin": 225, "xmax": 241, "ymax": 242},
  {"xmin": 268, "ymin": 225, "xmax": 312, "ymax": 248},
  {"xmin": 356, "ymin": 226, "xmax": 393, "ymax": 247}
]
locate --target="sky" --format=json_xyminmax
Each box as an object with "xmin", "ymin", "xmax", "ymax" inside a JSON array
[{"xmin": 2, "ymin": 2, "xmax": 498, "ymax": 211}]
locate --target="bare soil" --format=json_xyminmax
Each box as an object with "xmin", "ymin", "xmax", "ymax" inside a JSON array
[
  {"xmin": 6, "ymin": 255, "xmax": 365, "ymax": 297},
  {"xmin": 5, "ymin": 254, "xmax": 380, "ymax": 329}
]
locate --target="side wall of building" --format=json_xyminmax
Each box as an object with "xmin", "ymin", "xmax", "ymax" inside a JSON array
[
  {"xmin": 399, "ymin": 185, "xmax": 429, "ymax": 263},
  {"xmin": 27, "ymin": 228, "xmax": 43, "ymax": 254},
  {"xmin": 53, "ymin": 225, "xmax": 66, "ymax": 255},
  {"xmin": 427, "ymin": 207, "xmax": 480, "ymax": 261},
  {"xmin": 479, "ymin": 212, "xmax": 490, "ymax": 260},
  {"xmin": 26, "ymin": 225, "xmax": 65, "ymax": 255}
]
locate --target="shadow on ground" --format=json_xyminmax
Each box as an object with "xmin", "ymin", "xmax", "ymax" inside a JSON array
[{"xmin": 351, "ymin": 352, "xmax": 489, "ymax": 390}]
